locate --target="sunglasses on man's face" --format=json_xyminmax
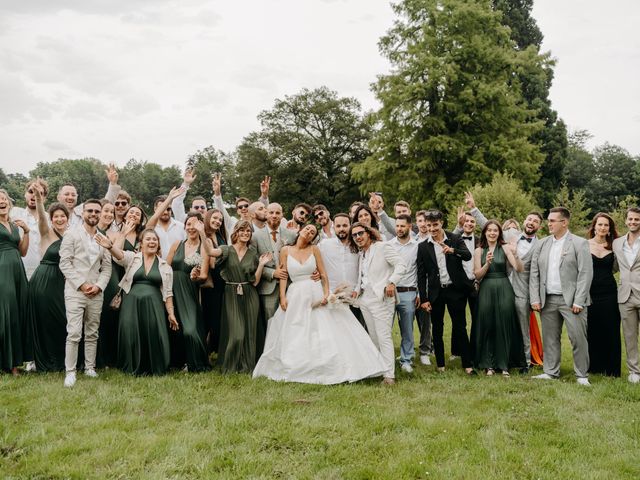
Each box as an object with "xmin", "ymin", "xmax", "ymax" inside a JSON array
[
  {"xmin": 351, "ymin": 230, "xmax": 366, "ymax": 238},
  {"xmin": 237, "ymin": 204, "xmax": 249, "ymax": 210},
  {"xmin": 297, "ymin": 211, "xmax": 308, "ymax": 217},
  {"xmin": 85, "ymin": 209, "xmax": 101, "ymax": 214},
  {"xmin": 192, "ymin": 205, "xmax": 206, "ymax": 210},
  {"xmin": 114, "ymin": 201, "xmax": 128, "ymax": 207},
  {"xmin": 314, "ymin": 211, "xmax": 325, "ymax": 219}
]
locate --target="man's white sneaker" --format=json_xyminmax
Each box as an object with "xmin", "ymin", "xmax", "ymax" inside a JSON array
[
  {"xmin": 84, "ymin": 369, "xmax": 98, "ymax": 378},
  {"xmin": 25, "ymin": 361, "xmax": 36, "ymax": 372},
  {"xmin": 419, "ymin": 355, "xmax": 431, "ymax": 366},
  {"xmin": 64, "ymin": 372, "xmax": 76, "ymax": 388},
  {"xmin": 576, "ymin": 377, "xmax": 591, "ymax": 386},
  {"xmin": 532, "ymin": 373, "xmax": 555, "ymax": 380},
  {"xmin": 400, "ymin": 363, "xmax": 414, "ymax": 373},
  {"xmin": 628, "ymin": 373, "xmax": 640, "ymax": 384}
]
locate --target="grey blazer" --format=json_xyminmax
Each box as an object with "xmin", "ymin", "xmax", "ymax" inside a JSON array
[
  {"xmin": 59, "ymin": 226, "xmax": 112, "ymax": 294},
  {"xmin": 612, "ymin": 235, "xmax": 640, "ymax": 303},
  {"xmin": 252, "ymin": 226, "xmax": 297, "ymax": 295},
  {"xmin": 529, "ymin": 232, "xmax": 593, "ymax": 309}
]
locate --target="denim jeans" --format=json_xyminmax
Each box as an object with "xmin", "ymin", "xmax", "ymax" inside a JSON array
[{"xmin": 395, "ymin": 290, "xmax": 417, "ymax": 365}]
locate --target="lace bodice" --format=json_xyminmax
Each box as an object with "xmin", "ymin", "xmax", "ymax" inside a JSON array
[{"xmin": 287, "ymin": 253, "xmax": 316, "ymax": 282}]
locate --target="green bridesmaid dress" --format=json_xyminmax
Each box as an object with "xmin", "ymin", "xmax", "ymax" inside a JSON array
[
  {"xmin": 0, "ymin": 223, "xmax": 29, "ymax": 370},
  {"xmin": 171, "ymin": 241, "xmax": 210, "ymax": 372},
  {"xmin": 29, "ymin": 233, "xmax": 66, "ymax": 371},
  {"xmin": 216, "ymin": 245, "xmax": 261, "ymax": 373},
  {"xmin": 118, "ymin": 257, "xmax": 171, "ymax": 375},
  {"xmin": 474, "ymin": 246, "xmax": 526, "ymax": 371}
]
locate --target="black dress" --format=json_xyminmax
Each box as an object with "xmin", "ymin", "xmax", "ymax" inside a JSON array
[
  {"xmin": 202, "ymin": 232, "xmax": 226, "ymax": 354},
  {"xmin": 587, "ymin": 253, "xmax": 621, "ymax": 377}
]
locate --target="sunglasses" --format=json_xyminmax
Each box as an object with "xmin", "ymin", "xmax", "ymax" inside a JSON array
[
  {"xmin": 314, "ymin": 211, "xmax": 325, "ymax": 219},
  {"xmin": 114, "ymin": 201, "xmax": 128, "ymax": 207},
  {"xmin": 237, "ymin": 204, "xmax": 249, "ymax": 210},
  {"xmin": 165, "ymin": 207, "xmax": 172, "ymax": 212},
  {"xmin": 297, "ymin": 211, "xmax": 308, "ymax": 217},
  {"xmin": 351, "ymin": 230, "xmax": 366, "ymax": 238},
  {"xmin": 85, "ymin": 209, "xmax": 101, "ymax": 214},
  {"xmin": 192, "ymin": 205, "xmax": 207, "ymax": 210}
]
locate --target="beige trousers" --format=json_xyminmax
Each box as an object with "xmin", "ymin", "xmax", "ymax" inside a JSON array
[
  {"xmin": 64, "ymin": 289, "xmax": 103, "ymax": 373},
  {"xmin": 619, "ymin": 289, "xmax": 640, "ymax": 376}
]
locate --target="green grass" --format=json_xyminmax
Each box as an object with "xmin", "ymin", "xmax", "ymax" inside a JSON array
[{"xmin": 2, "ymin": 322, "xmax": 640, "ymax": 479}]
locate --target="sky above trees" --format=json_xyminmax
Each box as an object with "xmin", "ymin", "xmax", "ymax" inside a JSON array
[{"xmin": 0, "ymin": 0, "xmax": 638, "ymax": 173}]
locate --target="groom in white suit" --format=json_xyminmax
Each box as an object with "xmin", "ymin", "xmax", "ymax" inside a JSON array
[
  {"xmin": 351, "ymin": 222, "xmax": 405, "ymax": 385},
  {"xmin": 612, "ymin": 207, "xmax": 640, "ymax": 384},
  {"xmin": 59, "ymin": 199, "xmax": 112, "ymax": 387},
  {"xmin": 529, "ymin": 207, "xmax": 593, "ymax": 385}
]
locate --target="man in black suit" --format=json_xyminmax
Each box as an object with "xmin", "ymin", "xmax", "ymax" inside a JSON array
[{"xmin": 417, "ymin": 210, "xmax": 475, "ymax": 374}]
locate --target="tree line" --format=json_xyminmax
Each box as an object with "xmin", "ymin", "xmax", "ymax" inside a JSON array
[{"xmin": 2, "ymin": 0, "xmax": 637, "ymax": 228}]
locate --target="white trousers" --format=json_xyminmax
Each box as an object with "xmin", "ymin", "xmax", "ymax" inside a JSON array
[{"xmin": 359, "ymin": 288, "xmax": 396, "ymax": 378}]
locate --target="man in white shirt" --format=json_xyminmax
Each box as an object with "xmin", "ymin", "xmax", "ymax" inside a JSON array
[
  {"xmin": 388, "ymin": 215, "xmax": 419, "ymax": 373},
  {"xmin": 318, "ymin": 213, "xmax": 364, "ymax": 328},
  {"xmin": 612, "ymin": 207, "xmax": 640, "ymax": 384},
  {"xmin": 312, "ymin": 204, "xmax": 334, "ymax": 240},
  {"xmin": 530, "ymin": 207, "xmax": 593, "ymax": 385},
  {"xmin": 10, "ymin": 179, "xmax": 49, "ymax": 280},
  {"xmin": 414, "ymin": 210, "xmax": 433, "ymax": 364},
  {"xmin": 152, "ymin": 194, "xmax": 186, "ymax": 259}
]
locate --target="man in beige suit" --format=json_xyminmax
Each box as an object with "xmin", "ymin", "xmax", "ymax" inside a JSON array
[
  {"xmin": 59, "ymin": 199, "xmax": 112, "ymax": 387},
  {"xmin": 352, "ymin": 222, "xmax": 405, "ymax": 385},
  {"xmin": 612, "ymin": 207, "xmax": 640, "ymax": 384}
]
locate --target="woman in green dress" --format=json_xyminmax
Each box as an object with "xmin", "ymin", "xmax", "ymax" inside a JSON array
[
  {"xmin": 28, "ymin": 184, "xmax": 70, "ymax": 372},
  {"xmin": 0, "ymin": 189, "xmax": 30, "ymax": 376},
  {"xmin": 203, "ymin": 220, "xmax": 271, "ymax": 373},
  {"xmin": 473, "ymin": 220, "xmax": 526, "ymax": 376},
  {"xmin": 95, "ymin": 227, "xmax": 179, "ymax": 375},
  {"xmin": 166, "ymin": 212, "xmax": 210, "ymax": 372}
]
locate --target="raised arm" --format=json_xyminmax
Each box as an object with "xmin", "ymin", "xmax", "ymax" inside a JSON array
[
  {"xmin": 259, "ymin": 175, "xmax": 270, "ymax": 206},
  {"xmin": 104, "ymin": 163, "xmax": 122, "ymax": 202},
  {"xmin": 147, "ymin": 186, "xmax": 185, "ymax": 229},
  {"xmin": 172, "ymin": 168, "xmax": 196, "ymax": 223},
  {"xmin": 212, "ymin": 173, "xmax": 236, "ymax": 234},
  {"xmin": 464, "ymin": 191, "xmax": 488, "ymax": 229},
  {"xmin": 32, "ymin": 183, "xmax": 51, "ymax": 239}
]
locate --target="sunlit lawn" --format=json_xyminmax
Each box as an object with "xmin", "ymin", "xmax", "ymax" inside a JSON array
[{"xmin": 2, "ymin": 317, "xmax": 639, "ymax": 479}]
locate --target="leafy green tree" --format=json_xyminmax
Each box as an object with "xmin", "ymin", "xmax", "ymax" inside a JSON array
[
  {"xmin": 236, "ymin": 87, "xmax": 372, "ymax": 213},
  {"xmin": 610, "ymin": 195, "xmax": 639, "ymax": 235},
  {"xmin": 118, "ymin": 159, "xmax": 182, "ymax": 212},
  {"xmin": 355, "ymin": 0, "xmax": 545, "ymax": 212},
  {"xmin": 0, "ymin": 170, "xmax": 29, "ymax": 208},
  {"xmin": 563, "ymin": 130, "xmax": 595, "ymax": 193},
  {"xmin": 184, "ymin": 146, "xmax": 238, "ymax": 206},
  {"xmin": 29, "ymin": 158, "xmax": 109, "ymax": 204},
  {"xmin": 586, "ymin": 144, "xmax": 639, "ymax": 213},
  {"xmin": 447, "ymin": 172, "xmax": 539, "ymax": 228},
  {"xmin": 553, "ymin": 183, "xmax": 590, "ymax": 234},
  {"xmin": 493, "ymin": 0, "xmax": 568, "ymax": 210}
]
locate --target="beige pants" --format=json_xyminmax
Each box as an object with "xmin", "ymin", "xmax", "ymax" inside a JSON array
[
  {"xmin": 620, "ymin": 289, "xmax": 640, "ymax": 375},
  {"xmin": 64, "ymin": 289, "xmax": 103, "ymax": 373}
]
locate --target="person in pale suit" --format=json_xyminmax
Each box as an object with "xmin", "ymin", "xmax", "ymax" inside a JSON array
[
  {"xmin": 529, "ymin": 207, "xmax": 593, "ymax": 385},
  {"xmin": 59, "ymin": 199, "xmax": 112, "ymax": 387},
  {"xmin": 351, "ymin": 222, "xmax": 406, "ymax": 385},
  {"xmin": 612, "ymin": 207, "xmax": 640, "ymax": 384},
  {"xmin": 252, "ymin": 203, "xmax": 296, "ymax": 352}
]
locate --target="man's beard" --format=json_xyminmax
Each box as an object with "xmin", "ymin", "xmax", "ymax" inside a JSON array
[{"xmin": 336, "ymin": 231, "xmax": 348, "ymax": 240}]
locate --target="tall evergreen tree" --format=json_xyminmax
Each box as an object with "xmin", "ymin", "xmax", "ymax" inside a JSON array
[
  {"xmin": 493, "ymin": 0, "xmax": 568, "ymax": 210},
  {"xmin": 354, "ymin": 0, "xmax": 545, "ymax": 211}
]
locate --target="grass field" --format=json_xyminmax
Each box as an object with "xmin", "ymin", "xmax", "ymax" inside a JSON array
[{"xmin": 2, "ymin": 322, "xmax": 640, "ymax": 480}]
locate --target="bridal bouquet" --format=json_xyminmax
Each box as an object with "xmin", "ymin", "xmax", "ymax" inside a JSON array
[
  {"xmin": 312, "ymin": 282, "xmax": 354, "ymax": 309},
  {"xmin": 184, "ymin": 252, "xmax": 203, "ymax": 267}
]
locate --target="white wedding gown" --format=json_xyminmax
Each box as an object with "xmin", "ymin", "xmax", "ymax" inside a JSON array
[{"xmin": 253, "ymin": 253, "xmax": 386, "ymax": 384}]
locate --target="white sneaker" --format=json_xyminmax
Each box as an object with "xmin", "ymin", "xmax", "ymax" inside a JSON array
[
  {"xmin": 628, "ymin": 373, "xmax": 640, "ymax": 384},
  {"xmin": 532, "ymin": 373, "xmax": 555, "ymax": 380},
  {"xmin": 576, "ymin": 377, "xmax": 591, "ymax": 386},
  {"xmin": 420, "ymin": 355, "xmax": 431, "ymax": 366},
  {"xmin": 64, "ymin": 372, "xmax": 76, "ymax": 388},
  {"xmin": 400, "ymin": 363, "xmax": 414, "ymax": 373},
  {"xmin": 84, "ymin": 369, "xmax": 98, "ymax": 378},
  {"xmin": 25, "ymin": 361, "xmax": 36, "ymax": 372}
]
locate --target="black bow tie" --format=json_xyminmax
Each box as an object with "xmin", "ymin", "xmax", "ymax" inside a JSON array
[
  {"xmin": 521, "ymin": 236, "xmax": 533, "ymax": 243},
  {"xmin": 462, "ymin": 236, "xmax": 472, "ymax": 241}
]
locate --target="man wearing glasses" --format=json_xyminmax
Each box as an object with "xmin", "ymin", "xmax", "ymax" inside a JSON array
[
  {"xmin": 59, "ymin": 200, "xmax": 112, "ymax": 387},
  {"xmin": 530, "ymin": 207, "xmax": 593, "ymax": 385},
  {"xmin": 312, "ymin": 204, "xmax": 334, "ymax": 240},
  {"xmin": 212, "ymin": 173, "xmax": 269, "ymax": 235}
]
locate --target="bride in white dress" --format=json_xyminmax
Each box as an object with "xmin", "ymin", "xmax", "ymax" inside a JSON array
[{"xmin": 253, "ymin": 224, "xmax": 386, "ymax": 384}]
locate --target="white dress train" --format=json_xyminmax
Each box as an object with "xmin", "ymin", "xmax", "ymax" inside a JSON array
[{"xmin": 253, "ymin": 253, "xmax": 386, "ymax": 384}]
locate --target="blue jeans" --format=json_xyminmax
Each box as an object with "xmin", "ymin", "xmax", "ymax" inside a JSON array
[{"xmin": 395, "ymin": 290, "xmax": 416, "ymax": 365}]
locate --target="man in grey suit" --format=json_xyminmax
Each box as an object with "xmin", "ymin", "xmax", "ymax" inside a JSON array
[
  {"xmin": 59, "ymin": 199, "xmax": 112, "ymax": 387},
  {"xmin": 612, "ymin": 207, "xmax": 640, "ymax": 384},
  {"xmin": 529, "ymin": 207, "xmax": 593, "ymax": 385},
  {"xmin": 253, "ymin": 203, "xmax": 297, "ymax": 340}
]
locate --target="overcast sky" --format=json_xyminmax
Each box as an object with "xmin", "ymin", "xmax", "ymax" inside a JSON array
[{"xmin": 1, "ymin": 0, "xmax": 638, "ymax": 175}]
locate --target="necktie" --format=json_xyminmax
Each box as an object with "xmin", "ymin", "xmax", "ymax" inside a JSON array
[
  {"xmin": 271, "ymin": 230, "xmax": 278, "ymax": 242},
  {"xmin": 462, "ymin": 236, "xmax": 472, "ymax": 241},
  {"xmin": 520, "ymin": 235, "xmax": 533, "ymax": 243}
]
